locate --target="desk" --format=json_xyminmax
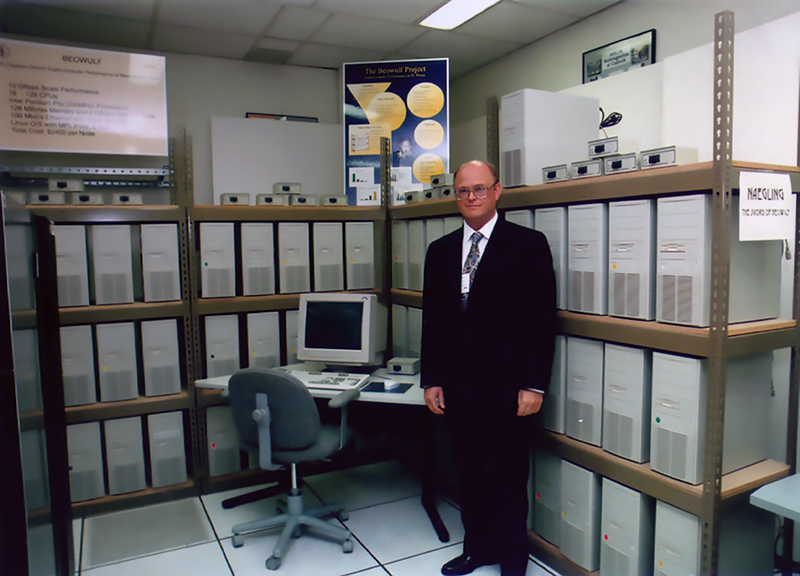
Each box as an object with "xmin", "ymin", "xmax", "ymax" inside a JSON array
[
  {"xmin": 750, "ymin": 473, "xmax": 800, "ymax": 522},
  {"xmin": 195, "ymin": 368, "xmax": 425, "ymax": 407},
  {"xmin": 194, "ymin": 368, "xmax": 448, "ymax": 542}
]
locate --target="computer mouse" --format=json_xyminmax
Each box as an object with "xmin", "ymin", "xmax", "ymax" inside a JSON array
[{"xmin": 383, "ymin": 379, "xmax": 400, "ymax": 390}]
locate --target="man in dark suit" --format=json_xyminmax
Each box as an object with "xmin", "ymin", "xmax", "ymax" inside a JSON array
[{"xmin": 421, "ymin": 160, "xmax": 557, "ymax": 576}]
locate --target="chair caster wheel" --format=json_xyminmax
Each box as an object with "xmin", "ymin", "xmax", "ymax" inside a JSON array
[
  {"xmin": 232, "ymin": 535, "xmax": 243, "ymax": 548},
  {"xmin": 266, "ymin": 556, "xmax": 281, "ymax": 570},
  {"xmin": 343, "ymin": 539, "xmax": 354, "ymax": 553},
  {"xmin": 336, "ymin": 510, "xmax": 349, "ymax": 521},
  {"xmin": 292, "ymin": 526, "xmax": 302, "ymax": 538}
]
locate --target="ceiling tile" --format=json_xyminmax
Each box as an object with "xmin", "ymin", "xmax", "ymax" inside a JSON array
[
  {"xmin": 245, "ymin": 47, "xmax": 292, "ymax": 65},
  {"xmin": 152, "ymin": 24, "xmax": 258, "ymax": 58},
  {"xmin": 0, "ymin": 4, "xmax": 151, "ymax": 49},
  {"xmin": 157, "ymin": 0, "xmax": 280, "ymax": 35},
  {"xmin": 256, "ymin": 37, "xmax": 301, "ymax": 52},
  {"xmin": 29, "ymin": 0, "xmax": 156, "ymax": 21},
  {"xmin": 310, "ymin": 13, "xmax": 425, "ymax": 52},
  {"xmin": 459, "ymin": 2, "xmax": 577, "ymax": 44},
  {"xmin": 264, "ymin": 6, "xmax": 331, "ymax": 41},
  {"xmin": 313, "ymin": 0, "xmax": 444, "ymax": 25},
  {"xmin": 288, "ymin": 42, "xmax": 390, "ymax": 69},
  {"xmin": 511, "ymin": 0, "xmax": 619, "ymax": 19},
  {"xmin": 401, "ymin": 29, "xmax": 521, "ymax": 67}
]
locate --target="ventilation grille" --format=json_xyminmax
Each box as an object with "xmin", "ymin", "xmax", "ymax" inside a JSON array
[
  {"xmin": 562, "ymin": 520, "xmax": 591, "ymax": 570},
  {"xmin": 145, "ymin": 271, "xmax": 178, "ymax": 302},
  {"xmin": 654, "ymin": 426, "xmax": 690, "ymax": 482},
  {"xmin": 281, "ymin": 265, "xmax": 309, "ymax": 293},
  {"xmin": 70, "ymin": 469, "xmax": 103, "ymax": 502},
  {"xmin": 348, "ymin": 262, "xmax": 374, "ymax": 290},
  {"xmin": 316, "ymin": 263, "xmax": 343, "ymax": 292},
  {"xmin": 109, "ymin": 462, "xmax": 144, "ymax": 495},
  {"xmin": 567, "ymin": 399, "xmax": 598, "ymax": 445},
  {"xmin": 152, "ymin": 456, "xmax": 187, "ymax": 488},
  {"xmin": 534, "ymin": 502, "xmax": 561, "ymax": 547},
  {"xmin": 58, "ymin": 274, "xmax": 86, "ymax": 307},
  {"xmin": 208, "ymin": 447, "xmax": 241, "ymax": 476},
  {"xmin": 393, "ymin": 262, "xmax": 406, "ymax": 289},
  {"xmin": 503, "ymin": 149, "xmax": 522, "ymax": 187},
  {"xmin": 659, "ymin": 274, "xmax": 694, "ymax": 324},
  {"xmin": 604, "ymin": 409, "xmax": 635, "ymax": 460},
  {"xmin": 97, "ymin": 272, "xmax": 131, "ymax": 304},
  {"xmin": 569, "ymin": 270, "xmax": 596, "ymax": 312},
  {"xmin": 63, "ymin": 374, "xmax": 95, "ymax": 406},
  {"xmin": 204, "ymin": 268, "xmax": 234, "ymax": 298},
  {"xmin": 208, "ymin": 358, "xmax": 238, "ymax": 379},
  {"xmin": 600, "ymin": 543, "xmax": 632, "ymax": 576},
  {"xmin": 251, "ymin": 355, "xmax": 279, "ymax": 370},
  {"xmin": 542, "ymin": 390, "xmax": 564, "ymax": 433},
  {"xmin": 145, "ymin": 365, "xmax": 180, "ymax": 397},
  {"xmin": 611, "ymin": 272, "xmax": 641, "ymax": 318},
  {"xmin": 100, "ymin": 370, "xmax": 137, "ymax": 402},
  {"xmin": 245, "ymin": 266, "xmax": 275, "ymax": 296}
]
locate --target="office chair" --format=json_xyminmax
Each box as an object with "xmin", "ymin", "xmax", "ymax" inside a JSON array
[{"xmin": 227, "ymin": 368, "xmax": 358, "ymax": 571}]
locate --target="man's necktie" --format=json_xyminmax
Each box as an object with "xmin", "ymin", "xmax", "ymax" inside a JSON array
[{"xmin": 462, "ymin": 231, "xmax": 483, "ymax": 304}]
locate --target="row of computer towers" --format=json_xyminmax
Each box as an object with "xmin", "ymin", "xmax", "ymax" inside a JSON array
[
  {"xmin": 55, "ymin": 319, "xmax": 185, "ymax": 407},
  {"xmin": 51, "ymin": 220, "xmax": 377, "ymax": 307},
  {"xmin": 32, "ymin": 412, "xmax": 190, "ymax": 503},
  {"xmin": 53, "ymin": 223, "xmax": 182, "ymax": 307},
  {"xmin": 495, "ymin": 195, "xmax": 779, "ymax": 327},
  {"xmin": 391, "ymin": 216, "xmax": 463, "ymax": 290},
  {"xmin": 533, "ymin": 451, "xmax": 775, "ymax": 575},
  {"xmin": 545, "ymin": 336, "xmax": 772, "ymax": 486},
  {"xmin": 199, "ymin": 221, "xmax": 375, "ymax": 297}
]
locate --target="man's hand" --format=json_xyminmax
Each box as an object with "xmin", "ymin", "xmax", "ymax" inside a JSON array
[
  {"xmin": 424, "ymin": 386, "xmax": 445, "ymax": 415},
  {"xmin": 517, "ymin": 389, "xmax": 543, "ymax": 417}
]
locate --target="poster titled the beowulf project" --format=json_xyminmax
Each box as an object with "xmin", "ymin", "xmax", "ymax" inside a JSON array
[{"xmin": 344, "ymin": 59, "xmax": 448, "ymax": 205}]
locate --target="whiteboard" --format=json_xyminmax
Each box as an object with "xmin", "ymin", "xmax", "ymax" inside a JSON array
[{"xmin": 211, "ymin": 117, "xmax": 343, "ymax": 205}]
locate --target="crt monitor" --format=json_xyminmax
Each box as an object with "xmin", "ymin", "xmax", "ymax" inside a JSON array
[{"xmin": 297, "ymin": 293, "xmax": 387, "ymax": 366}]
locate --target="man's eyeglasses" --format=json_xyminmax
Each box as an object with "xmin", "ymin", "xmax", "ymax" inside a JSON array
[{"xmin": 454, "ymin": 182, "xmax": 497, "ymax": 201}]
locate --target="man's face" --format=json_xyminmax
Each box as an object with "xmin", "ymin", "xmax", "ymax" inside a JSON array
[
  {"xmin": 400, "ymin": 140, "xmax": 412, "ymax": 154},
  {"xmin": 454, "ymin": 162, "xmax": 500, "ymax": 228}
]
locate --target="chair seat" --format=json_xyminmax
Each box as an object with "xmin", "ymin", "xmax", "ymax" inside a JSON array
[{"xmin": 242, "ymin": 424, "xmax": 347, "ymax": 465}]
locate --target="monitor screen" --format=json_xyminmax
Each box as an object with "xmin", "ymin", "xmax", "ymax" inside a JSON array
[
  {"xmin": 304, "ymin": 301, "xmax": 363, "ymax": 351},
  {"xmin": 297, "ymin": 293, "xmax": 387, "ymax": 366}
]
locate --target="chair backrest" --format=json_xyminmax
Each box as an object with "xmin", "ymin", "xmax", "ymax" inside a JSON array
[{"xmin": 228, "ymin": 368, "xmax": 321, "ymax": 451}]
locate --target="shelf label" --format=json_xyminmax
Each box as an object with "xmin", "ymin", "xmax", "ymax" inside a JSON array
[
  {"xmin": 0, "ymin": 39, "xmax": 167, "ymax": 156},
  {"xmin": 739, "ymin": 171, "xmax": 794, "ymax": 241}
]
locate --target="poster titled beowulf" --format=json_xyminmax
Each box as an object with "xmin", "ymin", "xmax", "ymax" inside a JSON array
[
  {"xmin": 0, "ymin": 39, "xmax": 168, "ymax": 156},
  {"xmin": 344, "ymin": 58, "xmax": 449, "ymax": 205}
]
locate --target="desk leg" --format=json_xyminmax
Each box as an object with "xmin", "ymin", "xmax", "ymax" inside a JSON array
[
  {"xmin": 421, "ymin": 411, "xmax": 450, "ymax": 543},
  {"xmin": 421, "ymin": 477, "xmax": 450, "ymax": 542}
]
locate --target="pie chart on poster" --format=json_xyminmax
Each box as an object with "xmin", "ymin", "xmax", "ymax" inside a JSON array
[
  {"xmin": 365, "ymin": 92, "xmax": 407, "ymax": 131},
  {"xmin": 407, "ymin": 82, "xmax": 445, "ymax": 118},
  {"xmin": 413, "ymin": 154, "xmax": 445, "ymax": 184},
  {"xmin": 414, "ymin": 120, "xmax": 444, "ymax": 150}
]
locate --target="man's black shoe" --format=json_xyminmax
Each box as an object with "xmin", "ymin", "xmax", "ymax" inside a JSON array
[{"xmin": 441, "ymin": 554, "xmax": 493, "ymax": 576}]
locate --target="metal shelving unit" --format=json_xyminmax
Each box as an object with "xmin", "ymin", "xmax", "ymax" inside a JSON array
[{"xmin": 387, "ymin": 12, "xmax": 799, "ymax": 576}]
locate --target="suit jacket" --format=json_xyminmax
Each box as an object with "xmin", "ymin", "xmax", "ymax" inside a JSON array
[{"xmin": 420, "ymin": 218, "xmax": 557, "ymax": 415}]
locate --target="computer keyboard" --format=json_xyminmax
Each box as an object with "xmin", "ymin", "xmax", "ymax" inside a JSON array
[{"xmin": 285, "ymin": 370, "xmax": 370, "ymax": 391}]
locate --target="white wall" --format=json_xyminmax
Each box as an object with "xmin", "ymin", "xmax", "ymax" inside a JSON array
[
  {"xmin": 449, "ymin": 0, "xmax": 800, "ymax": 166},
  {"xmin": 165, "ymin": 53, "xmax": 340, "ymax": 205}
]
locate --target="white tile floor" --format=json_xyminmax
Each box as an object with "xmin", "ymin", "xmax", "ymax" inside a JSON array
[{"xmin": 73, "ymin": 461, "xmax": 561, "ymax": 576}]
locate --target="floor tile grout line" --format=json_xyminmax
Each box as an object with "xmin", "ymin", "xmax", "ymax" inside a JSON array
[
  {"xmin": 78, "ymin": 539, "xmax": 220, "ymax": 573},
  {"xmin": 530, "ymin": 554, "xmax": 560, "ymax": 576},
  {"xmin": 198, "ymin": 496, "xmax": 236, "ymax": 576}
]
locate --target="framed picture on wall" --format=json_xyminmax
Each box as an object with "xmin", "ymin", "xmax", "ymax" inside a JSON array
[{"xmin": 583, "ymin": 29, "xmax": 656, "ymax": 83}]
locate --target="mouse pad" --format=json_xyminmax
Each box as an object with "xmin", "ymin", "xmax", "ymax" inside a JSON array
[{"xmin": 363, "ymin": 382, "xmax": 413, "ymax": 394}]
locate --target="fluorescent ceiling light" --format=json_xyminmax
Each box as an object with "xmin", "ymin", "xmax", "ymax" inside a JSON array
[{"xmin": 420, "ymin": 0, "xmax": 502, "ymax": 30}]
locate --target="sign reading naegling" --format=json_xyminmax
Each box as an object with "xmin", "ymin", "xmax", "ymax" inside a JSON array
[
  {"xmin": 739, "ymin": 171, "xmax": 794, "ymax": 241},
  {"xmin": 0, "ymin": 39, "xmax": 167, "ymax": 156}
]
